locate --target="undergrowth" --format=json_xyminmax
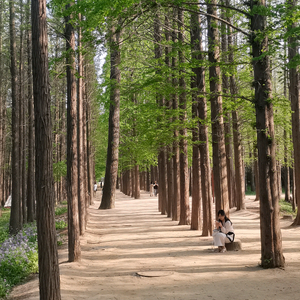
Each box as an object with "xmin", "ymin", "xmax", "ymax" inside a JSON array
[{"xmin": 0, "ymin": 202, "xmax": 68, "ymax": 298}]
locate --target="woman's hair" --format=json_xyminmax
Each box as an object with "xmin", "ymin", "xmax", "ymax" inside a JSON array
[{"xmin": 217, "ymin": 209, "xmax": 232, "ymax": 224}]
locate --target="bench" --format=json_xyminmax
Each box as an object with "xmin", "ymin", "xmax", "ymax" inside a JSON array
[{"xmin": 225, "ymin": 239, "xmax": 242, "ymax": 251}]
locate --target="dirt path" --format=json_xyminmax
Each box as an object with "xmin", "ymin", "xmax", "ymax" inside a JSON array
[{"xmin": 9, "ymin": 191, "xmax": 300, "ymax": 300}]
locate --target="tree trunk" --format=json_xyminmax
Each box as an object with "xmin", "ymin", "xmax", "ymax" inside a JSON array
[
  {"xmin": 135, "ymin": 165, "xmax": 140, "ymax": 199},
  {"xmin": 221, "ymin": 8, "xmax": 235, "ymax": 209},
  {"xmin": 26, "ymin": 0, "xmax": 35, "ymax": 222},
  {"xmin": 250, "ymin": 0, "xmax": 285, "ymax": 268},
  {"xmin": 31, "ymin": 0, "xmax": 61, "ymax": 297},
  {"xmin": 284, "ymin": 131, "xmax": 290, "ymax": 202},
  {"xmin": 172, "ymin": 8, "xmax": 180, "ymax": 221},
  {"xmin": 190, "ymin": 11, "xmax": 213, "ymax": 236},
  {"xmin": 9, "ymin": 0, "xmax": 22, "ymax": 234},
  {"xmin": 190, "ymin": 10, "xmax": 202, "ymax": 230},
  {"xmin": 65, "ymin": 5, "xmax": 81, "ymax": 262},
  {"xmin": 99, "ymin": 22, "xmax": 121, "ymax": 209},
  {"xmin": 19, "ymin": 0, "xmax": 26, "ymax": 225},
  {"xmin": 207, "ymin": 0, "xmax": 229, "ymax": 216},
  {"xmin": 77, "ymin": 16, "xmax": 86, "ymax": 235},
  {"xmin": 287, "ymin": 0, "xmax": 300, "ymax": 225},
  {"xmin": 178, "ymin": 8, "xmax": 190, "ymax": 225},
  {"xmin": 232, "ymin": 110, "xmax": 245, "ymax": 210},
  {"xmin": 0, "ymin": 0, "xmax": 3, "ymax": 213}
]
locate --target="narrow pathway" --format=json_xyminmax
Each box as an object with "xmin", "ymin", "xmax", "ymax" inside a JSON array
[{"xmin": 9, "ymin": 190, "xmax": 300, "ymax": 300}]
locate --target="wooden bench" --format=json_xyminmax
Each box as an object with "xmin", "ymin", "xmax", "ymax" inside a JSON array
[{"xmin": 225, "ymin": 239, "xmax": 242, "ymax": 251}]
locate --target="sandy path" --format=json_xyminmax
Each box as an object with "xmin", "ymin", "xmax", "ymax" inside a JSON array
[{"xmin": 9, "ymin": 190, "xmax": 300, "ymax": 300}]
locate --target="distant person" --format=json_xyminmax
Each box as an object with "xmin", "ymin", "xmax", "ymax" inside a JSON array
[
  {"xmin": 153, "ymin": 181, "xmax": 158, "ymax": 196},
  {"xmin": 212, "ymin": 209, "xmax": 235, "ymax": 253},
  {"xmin": 150, "ymin": 182, "xmax": 154, "ymax": 197},
  {"xmin": 93, "ymin": 181, "xmax": 98, "ymax": 196}
]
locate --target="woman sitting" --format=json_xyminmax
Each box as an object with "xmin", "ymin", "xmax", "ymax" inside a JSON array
[{"xmin": 213, "ymin": 209, "xmax": 235, "ymax": 253}]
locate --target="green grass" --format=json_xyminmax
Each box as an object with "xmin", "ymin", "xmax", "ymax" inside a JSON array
[
  {"xmin": 0, "ymin": 215, "xmax": 38, "ymax": 298},
  {"xmin": 279, "ymin": 199, "xmax": 296, "ymax": 217},
  {"xmin": 55, "ymin": 220, "xmax": 67, "ymax": 230},
  {"xmin": 245, "ymin": 186, "xmax": 256, "ymax": 196},
  {"xmin": 55, "ymin": 206, "xmax": 68, "ymax": 216},
  {"xmin": 0, "ymin": 209, "xmax": 10, "ymax": 244},
  {"xmin": 0, "ymin": 204, "xmax": 67, "ymax": 298}
]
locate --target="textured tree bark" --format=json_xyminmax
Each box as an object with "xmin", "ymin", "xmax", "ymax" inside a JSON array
[
  {"xmin": 190, "ymin": 11, "xmax": 213, "ymax": 235},
  {"xmin": 172, "ymin": 7, "xmax": 180, "ymax": 221},
  {"xmin": 250, "ymin": 0, "xmax": 285, "ymax": 268},
  {"xmin": 77, "ymin": 17, "xmax": 86, "ymax": 235},
  {"xmin": 254, "ymin": 146, "xmax": 260, "ymax": 201},
  {"xmin": 164, "ymin": 14, "xmax": 173, "ymax": 218},
  {"xmin": 31, "ymin": 0, "xmax": 61, "ymax": 297},
  {"xmin": 207, "ymin": 0, "xmax": 229, "ymax": 217},
  {"xmin": 65, "ymin": 5, "xmax": 81, "ymax": 262},
  {"xmin": 9, "ymin": 0, "xmax": 22, "ymax": 234},
  {"xmin": 178, "ymin": 8, "xmax": 190, "ymax": 225},
  {"xmin": 0, "ymin": 0, "xmax": 3, "ymax": 214},
  {"xmin": 100, "ymin": 22, "xmax": 121, "ymax": 209},
  {"xmin": 220, "ymin": 8, "xmax": 235, "ymax": 209},
  {"xmin": 26, "ymin": 0, "xmax": 35, "ymax": 222},
  {"xmin": 190, "ymin": 11, "xmax": 202, "ymax": 230},
  {"xmin": 288, "ymin": 0, "xmax": 300, "ymax": 225},
  {"xmin": 19, "ymin": 0, "xmax": 26, "ymax": 225},
  {"xmin": 232, "ymin": 109, "xmax": 245, "ymax": 210},
  {"xmin": 135, "ymin": 165, "xmax": 140, "ymax": 199},
  {"xmin": 284, "ymin": 130, "xmax": 290, "ymax": 203}
]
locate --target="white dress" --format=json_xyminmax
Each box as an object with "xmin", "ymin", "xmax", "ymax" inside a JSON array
[{"xmin": 213, "ymin": 220, "xmax": 234, "ymax": 247}]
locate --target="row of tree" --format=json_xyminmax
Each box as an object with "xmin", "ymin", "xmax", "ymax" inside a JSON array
[
  {"xmin": 0, "ymin": 0, "xmax": 104, "ymax": 298},
  {"xmin": 96, "ymin": 0, "xmax": 300, "ymax": 270}
]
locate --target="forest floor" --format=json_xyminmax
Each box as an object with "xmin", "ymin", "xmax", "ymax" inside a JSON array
[{"xmin": 8, "ymin": 190, "xmax": 300, "ymax": 300}]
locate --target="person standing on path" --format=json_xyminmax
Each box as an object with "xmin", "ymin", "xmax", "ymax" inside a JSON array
[
  {"xmin": 153, "ymin": 181, "xmax": 158, "ymax": 196},
  {"xmin": 150, "ymin": 182, "xmax": 154, "ymax": 197},
  {"xmin": 93, "ymin": 181, "xmax": 98, "ymax": 197}
]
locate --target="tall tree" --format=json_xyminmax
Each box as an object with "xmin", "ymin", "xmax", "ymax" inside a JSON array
[
  {"xmin": 31, "ymin": 0, "xmax": 61, "ymax": 297},
  {"xmin": 65, "ymin": 4, "xmax": 81, "ymax": 261},
  {"xmin": 77, "ymin": 13, "xmax": 86, "ymax": 235},
  {"xmin": 165, "ymin": 13, "xmax": 174, "ymax": 218},
  {"xmin": 249, "ymin": 0, "xmax": 285, "ymax": 268},
  {"xmin": 190, "ymin": 8, "xmax": 213, "ymax": 235},
  {"xmin": 226, "ymin": 0, "xmax": 245, "ymax": 210},
  {"xmin": 207, "ymin": 0, "xmax": 229, "ymax": 216},
  {"xmin": 9, "ymin": 0, "xmax": 22, "ymax": 234},
  {"xmin": 172, "ymin": 7, "xmax": 180, "ymax": 221},
  {"xmin": 19, "ymin": 0, "xmax": 26, "ymax": 224},
  {"xmin": 99, "ymin": 20, "xmax": 121, "ymax": 209},
  {"xmin": 0, "ymin": 0, "xmax": 3, "ymax": 213},
  {"xmin": 26, "ymin": 0, "xmax": 35, "ymax": 222},
  {"xmin": 178, "ymin": 7, "xmax": 190, "ymax": 225},
  {"xmin": 287, "ymin": 0, "xmax": 300, "ymax": 225},
  {"xmin": 190, "ymin": 9, "xmax": 202, "ymax": 230}
]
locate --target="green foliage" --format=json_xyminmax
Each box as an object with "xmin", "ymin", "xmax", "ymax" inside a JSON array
[
  {"xmin": 55, "ymin": 220, "xmax": 67, "ymax": 230},
  {"xmin": 53, "ymin": 160, "xmax": 67, "ymax": 182},
  {"xmin": 55, "ymin": 206, "xmax": 68, "ymax": 216},
  {"xmin": 0, "ymin": 222, "xmax": 38, "ymax": 298},
  {"xmin": 279, "ymin": 199, "xmax": 296, "ymax": 217},
  {"xmin": 0, "ymin": 210, "xmax": 10, "ymax": 244}
]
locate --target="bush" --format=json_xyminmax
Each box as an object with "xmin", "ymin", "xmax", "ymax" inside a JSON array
[
  {"xmin": 55, "ymin": 220, "xmax": 67, "ymax": 230},
  {"xmin": 55, "ymin": 206, "xmax": 68, "ymax": 216},
  {"xmin": 0, "ymin": 210, "xmax": 10, "ymax": 244},
  {"xmin": 279, "ymin": 199, "xmax": 296, "ymax": 217},
  {"xmin": 0, "ymin": 224, "xmax": 38, "ymax": 298}
]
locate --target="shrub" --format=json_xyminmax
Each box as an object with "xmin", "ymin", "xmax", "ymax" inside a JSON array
[
  {"xmin": 55, "ymin": 206, "xmax": 68, "ymax": 216},
  {"xmin": 0, "ymin": 224, "xmax": 38, "ymax": 298},
  {"xmin": 55, "ymin": 220, "xmax": 67, "ymax": 230}
]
